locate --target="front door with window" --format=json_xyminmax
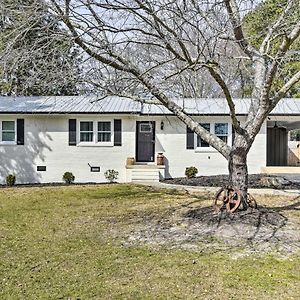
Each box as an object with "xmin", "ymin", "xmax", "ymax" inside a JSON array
[{"xmin": 136, "ymin": 121, "xmax": 155, "ymax": 162}]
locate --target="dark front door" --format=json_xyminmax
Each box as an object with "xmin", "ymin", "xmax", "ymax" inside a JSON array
[
  {"xmin": 267, "ymin": 127, "xmax": 288, "ymax": 166},
  {"xmin": 136, "ymin": 121, "xmax": 155, "ymax": 162}
]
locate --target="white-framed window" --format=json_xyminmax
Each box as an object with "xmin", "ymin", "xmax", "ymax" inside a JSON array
[
  {"xmin": 197, "ymin": 123, "xmax": 210, "ymax": 148},
  {"xmin": 97, "ymin": 121, "xmax": 111, "ymax": 142},
  {"xmin": 196, "ymin": 122, "xmax": 231, "ymax": 151},
  {"xmin": 78, "ymin": 120, "xmax": 113, "ymax": 146},
  {"xmin": 80, "ymin": 121, "xmax": 93, "ymax": 142},
  {"xmin": 215, "ymin": 123, "xmax": 228, "ymax": 143},
  {"xmin": 1, "ymin": 120, "xmax": 16, "ymax": 144}
]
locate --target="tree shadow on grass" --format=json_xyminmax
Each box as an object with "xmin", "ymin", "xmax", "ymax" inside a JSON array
[
  {"xmin": 180, "ymin": 195, "xmax": 300, "ymax": 252},
  {"xmin": 126, "ymin": 191, "xmax": 300, "ymax": 255},
  {"xmin": 183, "ymin": 206, "xmax": 287, "ymax": 242}
]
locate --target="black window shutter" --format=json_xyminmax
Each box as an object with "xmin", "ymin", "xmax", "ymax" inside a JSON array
[
  {"xmin": 16, "ymin": 119, "xmax": 24, "ymax": 145},
  {"xmin": 186, "ymin": 126, "xmax": 194, "ymax": 149},
  {"xmin": 114, "ymin": 119, "xmax": 122, "ymax": 146},
  {"xmin": 69, "ymin": 119, "xmax": 77, "ymax": 146}
]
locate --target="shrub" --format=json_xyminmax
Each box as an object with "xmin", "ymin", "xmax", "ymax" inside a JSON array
[
  {"xmin": 104, "ymin": 169, "xmax": 119, "ymax": 183},
  {"xmin": 6, "ymin": 174, "xmax": 16, "ymax": 186},
  {"xmin": 62, "ymin": 172, "xmax": 75, "ymax": 184},
  {"xmin": 185, "ymin": 167, "xmax": 198, "ymax": 179}
]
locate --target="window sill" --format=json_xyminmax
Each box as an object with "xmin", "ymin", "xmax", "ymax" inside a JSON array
[
  {"xmin": 77, "ymin": 142, "xmax": 114, "ymax": 147},
  {"xmin": 195, "ymin": 147, "xmax": 218, "ymax": 153},
  {"xmin": 0, "ymin": 141, "xmax": 17, "ymax": 146}
]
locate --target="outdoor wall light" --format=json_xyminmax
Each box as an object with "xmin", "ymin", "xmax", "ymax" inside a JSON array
[{"xmin": 160, "ymin": 121, "xmax": 164, "ymax": 130}]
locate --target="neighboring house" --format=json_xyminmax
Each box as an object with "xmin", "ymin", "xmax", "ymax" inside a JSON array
[{"xmin": 0, "ymin": 96, "xmax": 300, "ymax": 184}]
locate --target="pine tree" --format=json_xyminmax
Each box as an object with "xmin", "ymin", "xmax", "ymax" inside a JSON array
[{"xmin": 243, "ymin": 0, "xmax": 300, "ymax": 97}]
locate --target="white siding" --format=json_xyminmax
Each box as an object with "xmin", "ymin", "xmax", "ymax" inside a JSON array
[
  {"xmin": 0, "ymin": 114, "xmax": 267, "ymax": 184},
  {"xmin": 155, "ymin": 116, "xmax": 266, "ymax": 177}
]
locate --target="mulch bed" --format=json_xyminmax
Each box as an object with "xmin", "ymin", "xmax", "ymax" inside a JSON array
[{"xmin": 163, "ymin": 174, "xmax": 300, "ymax": 190}]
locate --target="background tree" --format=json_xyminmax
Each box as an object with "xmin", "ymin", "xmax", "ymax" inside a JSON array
[
  {"xmin": 0, "ymin": 0, "xmax": 82, "ymax": 96},
  {"xmin": 243, "ymin": 0, "xmax": 300, "ymax": 97}
]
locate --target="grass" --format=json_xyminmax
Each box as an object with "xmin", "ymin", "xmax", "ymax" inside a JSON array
[{"xmin": 0, "ymin": 184, "xmax": 299, "ymax": 299}]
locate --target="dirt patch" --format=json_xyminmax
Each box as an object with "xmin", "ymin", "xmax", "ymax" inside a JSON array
[
  {"xmin": 126, "ymin": 195, "xmax": 300, "ymax": 257},
  {"xmin": 163, "ymin": 174, "xmax": 300, "ymax": 189}
]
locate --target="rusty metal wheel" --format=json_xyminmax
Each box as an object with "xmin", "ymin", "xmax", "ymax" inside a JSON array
[
  {"xmin": 247, "ymin": 193, "xmax": 257, "ymax": 209},
  {"xmin": 214, "ymin": 187, "xmax": 228, "ymax": 212},
  {"xmin": 225, "ymin": 188, "xmax": 241, "ymax": 213}
]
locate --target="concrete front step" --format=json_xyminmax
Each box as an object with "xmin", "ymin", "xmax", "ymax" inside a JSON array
[{"xmin": 126, "ymin": 164, "xmax": 165, "ymax": 182}]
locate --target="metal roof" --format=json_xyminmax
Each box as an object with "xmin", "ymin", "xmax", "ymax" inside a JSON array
[
  {"xmin": 0, "ymin": 96, "xmax": 141, "ymax": 114},
  {"xmin": 0, "ymin": 96, "xmax": 300, "ymax": 115}
]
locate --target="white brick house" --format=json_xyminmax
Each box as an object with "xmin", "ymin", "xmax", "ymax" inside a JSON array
[{"xmin": 0, "ymin": 96, "xmax": 299, "ymax": 184}]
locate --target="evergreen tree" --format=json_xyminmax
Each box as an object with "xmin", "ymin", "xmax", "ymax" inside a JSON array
[
  {"xmin": 243, "ymin": 0, "xmax": 300, "ymax": 97},
  {"xmin": 0, "ymin": 0, "xmax": 81, "ymax": 96}
]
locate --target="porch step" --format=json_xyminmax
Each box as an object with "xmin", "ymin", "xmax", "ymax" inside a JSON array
[
  {"xmin": 131, "ymin": 169, "xmax": 160, "ymax": 182},
  {"xmin": 126, "ymin": 165, "xmax": 165, "ymax": 182}
]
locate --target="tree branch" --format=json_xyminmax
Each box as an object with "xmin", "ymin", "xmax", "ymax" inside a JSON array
[
  {"xmin": 261, "ymin": 19, "xmax": 300, "ymax": 101},
  {"xmin": 205, "ymin": 64, "xmax": 241, "ymax": 133},
  {"xmin": 272, "ymin": 70, "xmax": 300, "ymax": 106},
  {"xmin": 224, "ymin": 0, "xmax": 258, "ymax": 58},
  {"xmin": 259, "ymin": 0, "xmax": 295, "ymax": 54}
]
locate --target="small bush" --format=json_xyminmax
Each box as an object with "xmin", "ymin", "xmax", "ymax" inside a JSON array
[
  {"xmin": 104, "ymin": 169, "xmax": 119, "ymax": 183},
  {"xmin": 185, "ymin": 167, "xmax": 198, "ymax": 179},
  {"xmin": 6, "ymin": 174, "xmax": 16, "ymax": 186},
  {"xmin": 62, "ymin": 172, "xmax": 75, "ymax": 184}
]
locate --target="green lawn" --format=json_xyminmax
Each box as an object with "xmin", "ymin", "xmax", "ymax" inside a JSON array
[{"xmin": 0, "ymin": 184, "xmax": 299, "ymax": 299}]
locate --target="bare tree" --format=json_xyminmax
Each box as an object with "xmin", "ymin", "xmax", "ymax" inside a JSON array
[
  {"xmin": 45, "ymin": 0, "xmax": 300, "ymax": 206},
  {"xmin": 0, "ymin": 0, "xmax": 82, "ymax": 96}
]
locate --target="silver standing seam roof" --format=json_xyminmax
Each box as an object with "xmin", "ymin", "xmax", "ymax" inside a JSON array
[{"xmin": 0, "ymin": 96, "xmax": 300, "ymax": 115}]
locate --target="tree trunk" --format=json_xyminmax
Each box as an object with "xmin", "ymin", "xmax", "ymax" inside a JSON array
[{"xmin": 228, "ymin": 135, "xmax": 249, "ymax": 210}]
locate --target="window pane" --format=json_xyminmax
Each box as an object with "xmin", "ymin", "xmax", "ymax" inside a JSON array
[
  {"xmin": 80, "ymin": 132, "xmax": 93, "ymax": 142},
  {"xmin": 218, "ymin": 135, "xmax": 228, "ymax": 143},
  {"xmin": 2, "ymin": 121, "xmax": 15, "ymax": 131},
  {"xmin": 98, "ymin": 132, "xmax": 111, "ymax": 142},
  {"xmin": 197, "ymin": 123, "xmax": 210, "ymax": 147},
  {"xmin": 98, "ymin": 122, "xmax": 111, "ymax": 132},
  {"xmin": 80, "ymin": 121, "xmax": 93, "ymax": 131},
  {"xmin": 201, "ymin": 123, "xmax": 210, "ymax": 132},
  {"xmin": 140, "ymin": 123, "xmax": 152, "ymax": 132},
  {"xmin": 215, "ymin": 123, "xmax": 228, "ymax": 135},
  {"xmin": 2, "ymin": 132, "xmax": 15, "ymax": 141},
  {"xmin": 197, "ymin": 136, "xmax": 210, "ymax": 147}
]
